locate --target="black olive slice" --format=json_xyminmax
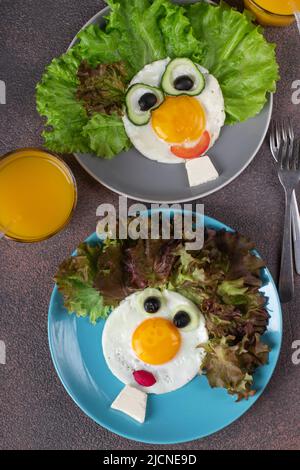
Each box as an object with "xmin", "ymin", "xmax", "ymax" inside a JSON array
[
  {"xmin": 144, "ymin": 297, "xmax": 161, "ymax": 314},
  {"xmin": 138, "ymin": 93, "xmax": 158, "ymax": 111},
  {"xmin": 174, "ymin": 75, "xmax": 194, "ymax": 91},
  {"xmin": 173, "ymin": 311, "xmax": 191, "ymax": 328}
]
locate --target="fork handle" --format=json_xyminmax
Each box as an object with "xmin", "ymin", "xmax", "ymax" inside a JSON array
[
  {"xmin": 279, "ymin": 188, "xmax": 295, "ymax": 302},
  {"xmin": 291, "ymin": 191, "xmax": 300, "ymax": 275}
]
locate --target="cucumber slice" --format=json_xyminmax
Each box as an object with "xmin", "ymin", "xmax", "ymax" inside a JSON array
[
  {"xmin": 161, "ymin": 58, "xmax": 205, "ymax": 96},
  {"xmin": 125, "ymin": 84, "xmax": 164, "ymax": 126}
]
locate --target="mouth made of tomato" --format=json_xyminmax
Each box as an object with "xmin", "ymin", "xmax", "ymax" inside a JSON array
[{"xmin": 170, "ymin": 130, "xmax": 210, "ymax": 159}]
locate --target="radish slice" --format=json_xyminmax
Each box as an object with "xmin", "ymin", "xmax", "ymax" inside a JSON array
[{"xmin": 133, "ymin": 370, "xmax": 156, "ymax": 387}]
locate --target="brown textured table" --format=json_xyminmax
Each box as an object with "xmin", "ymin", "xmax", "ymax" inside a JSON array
[{"xmin": 0, "ymin": 0, "xmax": 300, "ymax": 451}]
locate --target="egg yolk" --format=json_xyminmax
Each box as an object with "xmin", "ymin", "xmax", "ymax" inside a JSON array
[
  {"xmin": 151, "ymin": 96, "xmax": 206, "ymax": 144},
  {"xmin": 132, "ymin": 317, "xmax": 181, "ymax": 365}
]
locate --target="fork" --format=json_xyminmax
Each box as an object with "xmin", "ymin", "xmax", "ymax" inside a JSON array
[
  {"xmin": 270, "ymin": 119, "xmax": 300, "ymax": 275},
  {"xmin": 277, "ymin": 134, "xmax": 300, "ymax": 302}
]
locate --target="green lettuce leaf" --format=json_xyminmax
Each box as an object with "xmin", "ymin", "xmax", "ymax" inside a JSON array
[
  {"xmin": 200, "ymin": 334, "xmax": 269, "ymax": 401},
  {"xmin": 217, "ymin": 278, "xmax": 249, "ymax": 305},
  {"xmin": 36, "ymin": 29, "xmax": 131, "ymax": 158},
  {"xmin": 105, "ymin": 0, "xmax": 204, "ymax": 73},
  {"xmin": 76, "ymin": 24, "xmax": 122, "ymax": 67},
  {"xmin": 105, "ymin": 0, "xmax": 167, "ymax": 77},
  {"xmin": 82, "ymin": 113, "xmax": 131, "ymax": 158},
  {"xmin": 186, "ymin": 1, "xmax": 279, "ymax": 124},
  {"xmin": 36, "ymin": 47, "xmax": 90, "ymax": 153},
  {"xmin": 200, "ymin": 336, "xmax": 254, "ymax": 400},
  {"xmin": 159, "ymin": 0, "xmax": 204, "ymax": 62},
  {"xmin": 54, "ymin": 243, "xmax": 111, "ymax": 324}
]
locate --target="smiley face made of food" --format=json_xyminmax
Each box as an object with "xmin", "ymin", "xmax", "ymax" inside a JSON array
[
  {"xmin": 123, "ymin": 58, "xmax": 225, "ymax": 163},
  {"xmin": 102, "ymin": 288, "xmax": 208, "ymax": 395}
]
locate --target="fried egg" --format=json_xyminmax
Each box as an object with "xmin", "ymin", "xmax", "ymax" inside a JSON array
[
  {"xmin": 102, "ymin": 289, "xmax": 208, "ymax": 394},
  {"xmin": 123, "ymin": 58, "xmax": 225, "ymax": 164}
]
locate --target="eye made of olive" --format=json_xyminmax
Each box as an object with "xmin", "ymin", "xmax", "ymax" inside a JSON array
[
  {"xmin": 174, "ymin": 75, "xmax": 194, "ymax": 92},
  {"xmin": 138, "ymin": 92, "xmax": 158, "ymax": 111},
  {"xmin": 125, "ymin": 84, "xmax": 164, "ymax": 126},
  {"xmin": 137, "ymin": 288, "xmax": 164, "ymax": 315},
  {"xmin": 161, "ymin": 58, "xmax": 205, "ymax": 97},
  {"xmin": 143, "ymin": 296, "xmax": 161, "ymax": 314},
  {"xmin": 171, "ymin": 305, "xmax": 200, "ymax": 332}
]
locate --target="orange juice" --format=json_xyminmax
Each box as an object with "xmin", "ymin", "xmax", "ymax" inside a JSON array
[
  {"xmin": 244, "ymin": 0, "xmax": 300, "ymax": 26},
  {"xmin": 0, "ymin": 149, "xmax": 77, "ymax": 242}
]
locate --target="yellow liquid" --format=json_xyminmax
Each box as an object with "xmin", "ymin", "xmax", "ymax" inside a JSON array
[
  {"xmin": 255, "ymin": 0, "xmax": 300, "ymax": 15},
  {"xmin": 0, "ymin": 149, "xmax": 76, "ymax": 242},
  {"xmin": 244, "ymin": 0, "xmax": 300, "ymax": 25}
]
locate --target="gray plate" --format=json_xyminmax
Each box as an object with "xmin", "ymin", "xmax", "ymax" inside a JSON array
[{"xmin": 70, "ymin": 5, "xmax": 273, "ymax": 203}]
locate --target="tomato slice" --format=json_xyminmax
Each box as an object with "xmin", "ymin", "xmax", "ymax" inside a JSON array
[{"xmin": 170, "ymin": 131, "xmax": 210, "ymax": 159}]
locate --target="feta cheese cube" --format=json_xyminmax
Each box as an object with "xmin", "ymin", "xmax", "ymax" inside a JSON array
[
  {"xmin": 111, "ymin": 385, "xmax": 147, "ymax": 423},
  {"xmin": 185, "ymin": 155, "xmax": 219, "ymax": 187}
]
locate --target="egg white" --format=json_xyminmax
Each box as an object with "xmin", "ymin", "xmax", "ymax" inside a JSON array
[
  {"xmin": 122, "ymin": 58, "xmax": 225, "ymax": 164},
  {"xmin": 102, "ymin": 289, "xmax": 209, "ymax": 394}
]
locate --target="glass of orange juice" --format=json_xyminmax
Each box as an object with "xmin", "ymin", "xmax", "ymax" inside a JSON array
[
  {"xmin": 0, "ymin": 148, "xmax": 77, "ymax": 243},
  {"xmin": 244, "ymin": 0, "xmax": 300, "ymax": 26}
]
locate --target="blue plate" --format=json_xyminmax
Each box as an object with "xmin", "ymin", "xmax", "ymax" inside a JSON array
[{"xmin": 48, "ymin": 213, "xmax": 282, "ymax": 444}]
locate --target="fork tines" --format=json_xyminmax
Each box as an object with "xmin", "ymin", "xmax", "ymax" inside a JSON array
[{"xmin": 271, "ymin": 118, "xmax": 298, "ymax": 170}]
